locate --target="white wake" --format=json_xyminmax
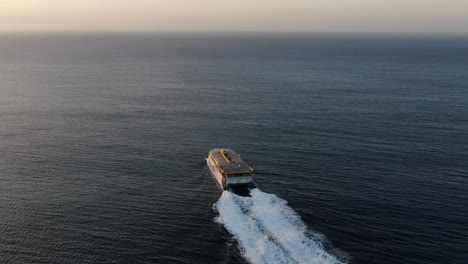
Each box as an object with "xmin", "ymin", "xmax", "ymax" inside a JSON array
[{"xmin": 214, "ymin": 189, "xmax": 346, "ymax": 264}]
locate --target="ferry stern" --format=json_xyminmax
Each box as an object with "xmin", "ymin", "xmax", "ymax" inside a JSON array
[{"xmin": 206, "ymin": 148, "xmax": 254, "ymax": 190}]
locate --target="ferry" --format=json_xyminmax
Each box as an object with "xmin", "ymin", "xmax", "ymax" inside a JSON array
[{"xmin": 207, "ymin": 148, "xmax": 254, "ymax": 190}]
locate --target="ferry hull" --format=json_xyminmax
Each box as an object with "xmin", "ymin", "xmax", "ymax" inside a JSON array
[
  {"xmin": 207, "ymin": 157, "xmax": 225, "ymax": 189},
  {"xmin": 207, "ymin": 157, "xmax": 253, "ymax": 190}
]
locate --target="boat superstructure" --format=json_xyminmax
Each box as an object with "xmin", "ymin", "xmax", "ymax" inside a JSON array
[{"xmin": 207, "ymin": 148, "xmax": 254, "ymax": 190}]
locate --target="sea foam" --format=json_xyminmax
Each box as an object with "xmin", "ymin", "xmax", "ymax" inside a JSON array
[{"xmin": 214, "ymin": 189, "xmax": 346, "ymax": 264}]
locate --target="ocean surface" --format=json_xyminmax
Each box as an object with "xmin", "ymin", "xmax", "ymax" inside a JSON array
[{"xmin": 0, "ymin": 33, "xmax": 467, "ymax": 264}]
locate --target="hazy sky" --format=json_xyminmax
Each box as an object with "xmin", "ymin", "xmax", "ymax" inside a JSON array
[{"xmin": 1, "ymin": 0, "xmax": 467, "ymax": 33}]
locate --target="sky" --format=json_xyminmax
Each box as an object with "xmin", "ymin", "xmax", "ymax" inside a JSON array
[{"xmin": 1, "ymin": 0, "xmax": 467, "ymax": 33}]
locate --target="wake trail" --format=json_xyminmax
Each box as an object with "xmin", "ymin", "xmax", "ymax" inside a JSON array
[{"xmin": 214, "ymin": 189, "xmax": 346, "ymax": 264}]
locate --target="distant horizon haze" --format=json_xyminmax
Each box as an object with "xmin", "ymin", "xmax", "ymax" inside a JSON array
[{"xmin": 1, "ymin": 0, "xmax": 467, "ymax": 34}]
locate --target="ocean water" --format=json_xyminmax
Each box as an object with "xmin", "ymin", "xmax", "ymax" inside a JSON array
[{"xmin": 0, "ymin": 33, "xmax": 467, "ymax": 264}]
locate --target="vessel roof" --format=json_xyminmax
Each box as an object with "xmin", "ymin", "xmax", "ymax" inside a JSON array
[{"xmin": 209, "ymin": 148, "xmax": 253, "ymax": 175}]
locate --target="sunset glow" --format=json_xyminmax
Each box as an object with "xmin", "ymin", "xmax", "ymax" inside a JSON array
[{"xmin": 1, "ymin": 0, "xmax": 467, "ymax": 33}]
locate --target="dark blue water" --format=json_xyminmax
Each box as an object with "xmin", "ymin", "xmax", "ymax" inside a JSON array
[{"xmin": 1, "ymin": 33, "xmax": 467, "ymax": 264}]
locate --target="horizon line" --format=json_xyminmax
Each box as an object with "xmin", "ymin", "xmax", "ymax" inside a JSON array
[{"xmin": 1, "ymin": 30, "xmax": 468, "ymax": 36}]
